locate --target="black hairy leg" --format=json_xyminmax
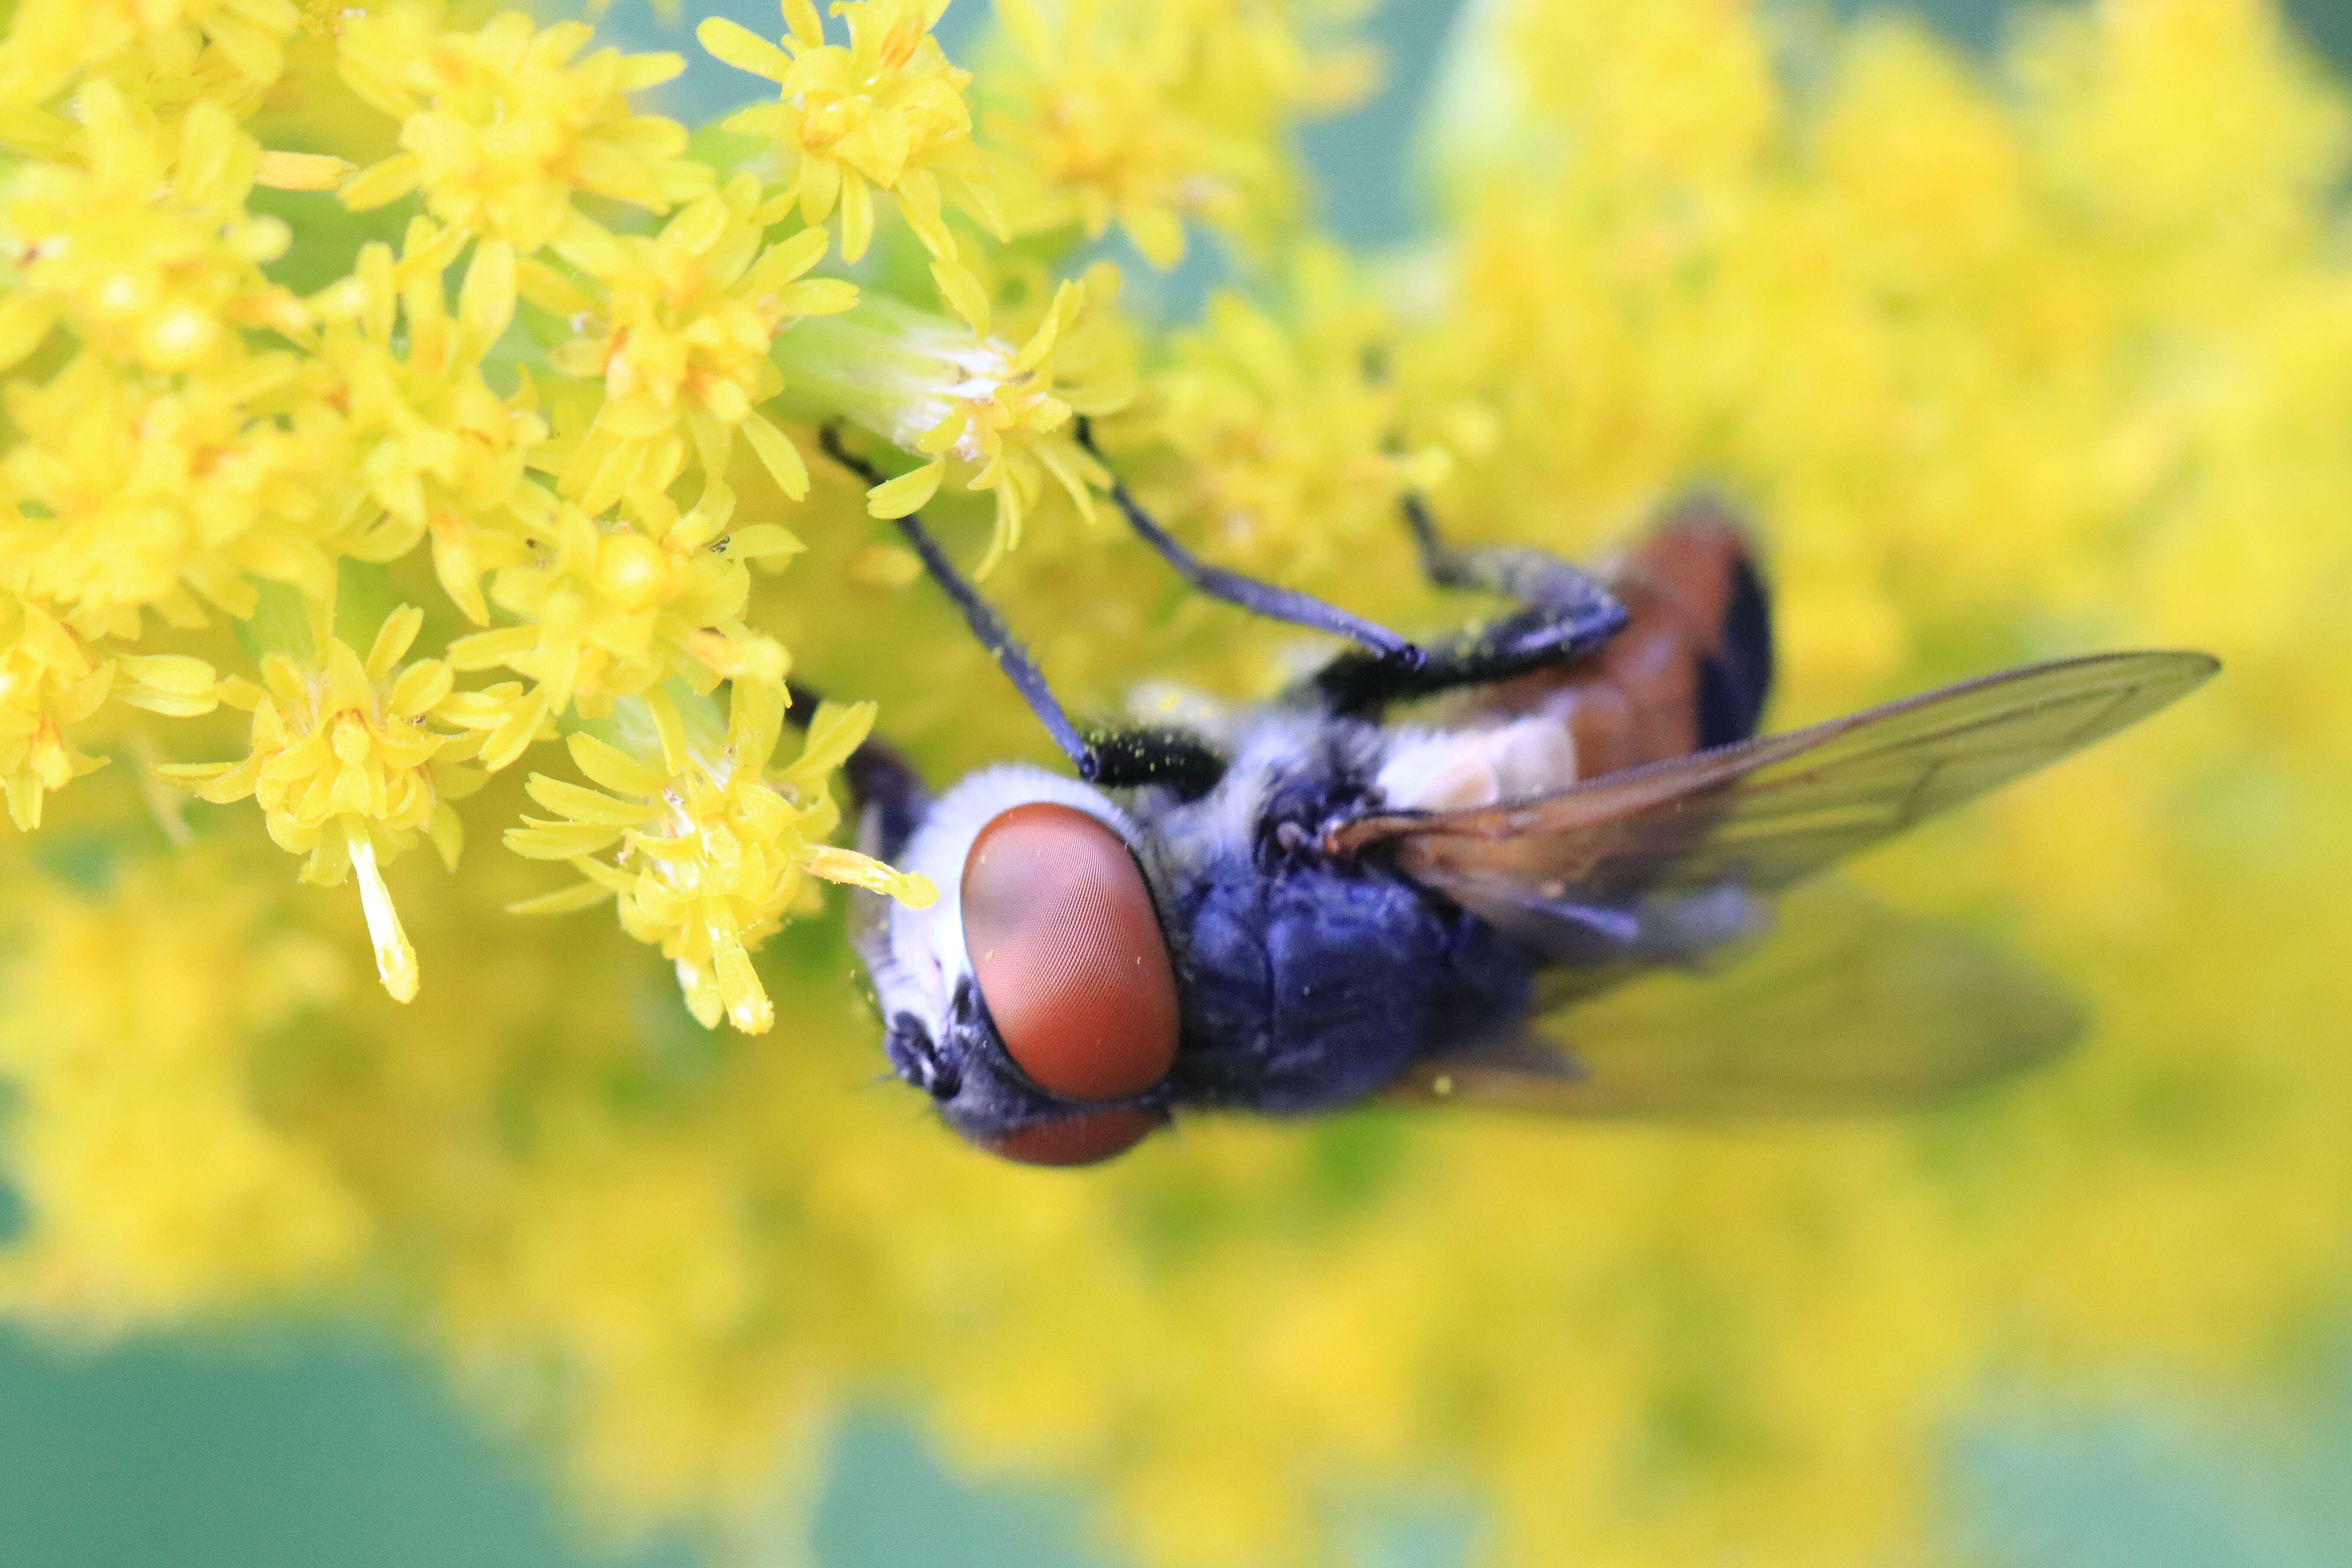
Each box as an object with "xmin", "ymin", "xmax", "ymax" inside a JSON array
[
  {"xmin": 816, "ymin": 427, "xmax": 1228, "ymax": 798},
  {"xmin": 1309, "ymin": 495, "xmax": 1630, "ymax": 717},
  {"xmin": 1074, "ymin": 417, "xmax": 1425, "ymax": 668}
]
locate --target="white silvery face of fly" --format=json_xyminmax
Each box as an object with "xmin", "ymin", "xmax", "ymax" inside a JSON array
[{"xmin": 870, "ymin": 764, "xmax": 1142, "ymax": 1031}]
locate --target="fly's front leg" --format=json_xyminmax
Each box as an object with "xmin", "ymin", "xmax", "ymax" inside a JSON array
[
  {"xmin": 1310, "ymin": 496, "xmax": 1629, "ymax": 717},
  {"xmin": 818, "ymin": 428, "xmax": 1228, "ymax": 798},
  {"xmin": 1074, "ymin": 418, "xmax": 1425, "ymax": 669}
]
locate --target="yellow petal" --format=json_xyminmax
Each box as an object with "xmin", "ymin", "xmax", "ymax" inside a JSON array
[
  {"xmin": 460, "ymin": 238, "xmax": 517, "ymax": 351},
  {"xmin": 865, "ymin": 459, "xmax": 944, "ymax": 518},
  {"xmin": 931, "ymin": 256, "xmax": 989, "ymax": 336},
  {"xmin": 427, "ymin": 802, "xmax": 464, "ymax": 871},
  {"xmin": 340, "ymin": 154, "xmax": 422, "ymax": 212},
  {"xmin": 839, "ymin": 173, "xmax": 875, "ymax": 263},
  {"xmin": 525, "ymin": 774, "xmax": 651, "ymax": 826},
  {"xmin": 505, "ymin": 820, "xmax": 626, "ymax": 860},
  {"xmin": 696, "ymin": 16, "xmax": 795, "ymax": 81},
  {"xmin": 804, "ymin": 846, "xmax": 938, "ymax": 909},
  {"xmin": 741, "ymin": 413, "xmax": 810, "ymax": 500},
  {"xmin": 707, "ymin": 914, "xmax": 774, "ymax": 1034},
  {"xmin": 506, "ymin": 880, "xmax": 618, "ymax": 916},
  {"xmin": 726, "ymin": 523, "xmax": 805, "ymax": 560},
  {"xmin": 367, "ymin": 605, "xmax": 425, "ymax": 679},
  {"xmin": 114, "ymin": 656, "xmax": 220, "ymax": 717},
  {"xmin": 256, "ymin": 151, "xmax": 356, "ymax": 192},
  {"xmin": 565, "ymin": 730, "xmax": 669, "ymax": 797}
]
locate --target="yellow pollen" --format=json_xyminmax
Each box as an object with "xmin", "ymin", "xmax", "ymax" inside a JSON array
[
  {"xmin": 330, "ymin": 712, "xmax": 372, "ymax": 764},
  {"xmin": 595, "ymin": 533, "xmax": 672, "ymax": 610},
  {"xmin": 147, "ymin": 308, "xmax": 213, "ymax": 365}
]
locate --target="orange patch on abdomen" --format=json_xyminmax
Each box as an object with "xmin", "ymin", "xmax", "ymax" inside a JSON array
[{"xmin": 1483, "ymin": 510, "xmax": 1759, "ymax": 781}]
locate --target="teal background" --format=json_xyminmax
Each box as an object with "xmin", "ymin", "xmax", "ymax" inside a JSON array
[{"xmin": 8, "ymin": 1, "xmax": 2352, "ymax": 1564}]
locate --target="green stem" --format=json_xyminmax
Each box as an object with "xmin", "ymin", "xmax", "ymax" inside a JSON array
[{"xmin": 234, "ymin": 578, "xmax": 319, "ymax": 667}]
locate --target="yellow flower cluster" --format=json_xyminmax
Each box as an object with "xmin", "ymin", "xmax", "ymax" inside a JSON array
[
  {"xmin": 5, "ymin": 2, "xmax": 2351, "ymax": 1568},
  {"xmin": 0, "ymin": 0, "xmax": 1036, "ymax": 1017},
  {"xmin": 700, "ymin": 0, "xmax": 1001, "ymax": 327},
  {"xmin": 0, "ymin": 0, "xmax": 1360, "ymax": 1017},
  {"xmin": 508, "ymin": 683, "xmax": 928, "ymax": 1032},
  {"xmin": 336, "ymin": 7, "xmax": 712, "ymax": 255},
  {"xmin": 980, "ymin": 0, "xmax": 1377, "ymax": 266},
  {"xmin": 1101, "ymin": 242, "xmax": 1453, "ymax": 584}
]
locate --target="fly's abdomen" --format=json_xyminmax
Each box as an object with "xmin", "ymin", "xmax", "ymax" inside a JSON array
[
  {"xmin": 1372, "ymin": 506, "xmax": 1775, "ymax": 817},
  {"xmin": 1492, "ymin": 504, "xmax": 1774, "ymax": 777}
]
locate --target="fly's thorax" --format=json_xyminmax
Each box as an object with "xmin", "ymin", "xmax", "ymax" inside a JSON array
[
  {"xmin": 1122, "ymin": 706, "xmax": 1539, "ymax": 1114},
  {"xmin": 1128, "ymin": 707, "xmax": 1391, "ymax": 886}
]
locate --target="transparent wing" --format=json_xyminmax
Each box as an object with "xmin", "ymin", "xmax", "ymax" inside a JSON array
[
  {"xmin": 1330, "ymin": 652, "xmax": 2218, "ymax": 932},
  {"xmin": 1382, "ymin": 883, "xmax": 2083, "ymax": 1115}
]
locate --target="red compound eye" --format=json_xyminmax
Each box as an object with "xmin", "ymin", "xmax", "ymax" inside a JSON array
[
  {"xmin": 983, "ymin": 1107, "xmax": 1160, "ymax": 1167},
  {"xmin": 962, "ymin": 802, "xmax": 1180, "ymax": 1102}
]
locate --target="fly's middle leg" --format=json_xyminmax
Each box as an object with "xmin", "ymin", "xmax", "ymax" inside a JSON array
[
  {"xmin": 1073, "ymin": 417, "xmax": 1426, "ymax": 669},
  {"xmin": 1308, "ymin": 497, "xmax": 1630, "ymax": 717}
]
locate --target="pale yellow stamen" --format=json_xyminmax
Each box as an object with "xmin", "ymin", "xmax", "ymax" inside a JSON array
[{"xmin": 347, "ymin": 820, "xmax": 419, "ymax": 1003}]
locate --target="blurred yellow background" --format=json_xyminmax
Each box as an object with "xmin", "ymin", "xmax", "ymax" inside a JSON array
[{"xmin": 7, "ymin": 1, "xmax": 2352, "ymax": 1566}]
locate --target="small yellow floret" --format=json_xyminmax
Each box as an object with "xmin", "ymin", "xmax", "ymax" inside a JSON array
[
  {"xmin": 703, "ymin": 0, "xmax": 1001, "ymax": 324},
  {"xmin": 160, "ymin": 609, "xmax": 487, "ymax": 1001},
  {"xmin": 540, "ymin": 175, "xmax": 856, "ymax": 519},
  {"xmin": 507, "ymin": 682, "xmax": 929, "ymax": 1034},
  {"xmin": 310, "ymin": 218, "xmax": 553, "ymax": 621},
  {"xmin": 0, "ymin": 84, "xmax": 306, "ymax": 377},
  {"xmin": 0, "ymin": 593, "xmax": 219, "ymax": 831},
  {"xmin": 869, "ymin": 267, "xmax": 1134, "ymax": 571},
  {"xmin": 336, "ymin": 5, "xmax": 712, "ymax": 255},
  {"xmin": 445, "ymin": 503, "xmax": 802, "ymax": 758},
  {"xmin": 0, "ymin": 349, "xmax": 333, "ymax": 636},
  {"xmin": 786, "ymin": 266, "xmax": 1134, "ymax": 570}
]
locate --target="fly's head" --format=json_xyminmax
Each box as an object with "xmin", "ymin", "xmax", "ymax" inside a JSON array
[{"xmin": 860, "ymin": 766, "xmax": 1183, "ymax": 1166}]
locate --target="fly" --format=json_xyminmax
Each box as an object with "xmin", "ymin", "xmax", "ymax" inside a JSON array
[{"xmin": 811, "ymin": 424, "xmax": 2218, "ymax": 1166}]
